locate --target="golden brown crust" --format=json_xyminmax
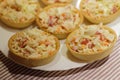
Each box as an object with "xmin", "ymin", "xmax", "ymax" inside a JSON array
[
  {"xmin": 0, "ymin": 2, "xmax": 41, "ymax": 29},
  {"xmin": 80, "ymin": 0, "xmax": 120, "ymax": 24},
  {"xmin": 41, "ymin": 0, "xmax": 73, "ymax": 5},
  {"xmin": 66, "ymin": 25, "xmax": 117, "ymax": 62},
  {"xmin": 8, "ymin": 30, "xmax": 60, "ymax": 67},
  {"xmin": 36, "ymin": 3, "xmax": 84, "ymax": 39},
  {"xmin": 0, "ymin": 16, "xmax": 35, "ymax": 29}
]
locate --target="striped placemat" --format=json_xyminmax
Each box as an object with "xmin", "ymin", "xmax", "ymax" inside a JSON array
[{"xmin": 0, "ymin": 37, "xmax": 120, "ymax": 80}]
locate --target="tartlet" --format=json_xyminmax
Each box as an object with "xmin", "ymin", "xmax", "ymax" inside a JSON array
[
  {"xmin": 66, "ymin": 24, "xmax": 117, "ymax": 62},
  {"xmin": 8, "ymin": 28, "xmax": 60, "ymax": 67},
  {"xmin": 80, "ymin": 0, "xmax": 120, "ymax": 24},
  {"xmin": 41, "ymin": 0, "xmax": 73, "ymax": 5},
  {"xmin": 0, "ymin": 0, "xmax": 40, "ymax": 28},
  {"xmin": 36, "ymin": 4, "xmax": 83, "ymax": 39}
]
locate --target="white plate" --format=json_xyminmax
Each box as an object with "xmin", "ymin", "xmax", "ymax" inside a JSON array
[{"xmin": 0, "ymin": 0, "xmax": 120, "ymax": 71}]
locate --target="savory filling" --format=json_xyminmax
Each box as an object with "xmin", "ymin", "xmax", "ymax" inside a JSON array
[
  {"xmin": 0, "ymin": 0, "xmax": 38, "ymax": 23},
  {"xmin": 11, "ymin": 29, "xmax": 57, "ymax": 58},
  {"xmin": 68, "ymin": 24, "xmax": 115, "ymax": 53},
  {"xmin": 47, "ymin": 0, "xmax": 70, "ymax": 3},
  {"xmin": 38, "ymin": 4, "xmax": 80, "ymax": 33},
  {"xmin": 82, "ymin": 0, "xmax": 120, "ymax": 17}
]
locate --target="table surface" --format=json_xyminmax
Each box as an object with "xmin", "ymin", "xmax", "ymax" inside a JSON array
[{"xmin": 0, "ymin": 37, "xmax": 120, "ymax": 80}]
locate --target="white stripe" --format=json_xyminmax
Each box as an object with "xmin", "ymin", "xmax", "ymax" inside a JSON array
[
  {"xmin": 74, "ymin": 46, "xmax": 120, "ymax": 80},
  {"xmin": 91, "ymin": 56, "xmax": 119, "ymax": 80},
  {"xmin": 83, "ymin": 50, "xmax": 120, "ymax": 80},
  {"xmin": 76, "ymin": 46, "xmax": 119, "ymax": 80},
  {"xmin": 42, "ymin": 72, "xmax": 57, "ymax": 80},
  {"xmin": 11, "ymin": 68, "xmax": 31, "ymax": 80},
  {"xmin": 25, "ymin": 71, "xmax": 46, "ymax": 80},
  {"xmin": 2, "ymin": 63, "xmax": 28, "ymax": 79},
  {"xmin": 64, "ymin": 50, "xmax": 110, "ymax": 80},
  {"xmin": 0, "ymin": 58, "xmax": 12, "ymax": 68},
  {"xmin": 16, "ymin": 68, "xmax": 44, "ymax": 80},
  {"xmin": 115, "ymin": 73, "xmax": 120, "ymax": 80},
  {"xmin": 21, "ymin": 70, "xmax": 38, "ymax": 80},
  {"xmin": 27, "ymin": 70, "xmax": 46, "ymax": 80},
  {"xmin": 16, "ymin": 68, "xmax": 34, "ymax": 80},
  {"xmin": 0, "ymin": 38, "xmax": 119, "ymax": 80},
  {"xmin": 69, "ymin": 39, "xmax": 120, "ymax": 80},
  {"xmin": 66, "ymin": 56, "xmax": 108, "ymax": 80},
  {"xmin": 63, "ymin": 66, "xmax": 88, "ymax": 80},
  {"xmin": 0, "ymin": 60, "xmax": 16, "ymax": 79},
  {"xmin": 90, "ymin": 47, "xmax": 120, "ymax": 79},
  {"xmin": 102, "ymin": 55, "xmax": 120, "ymax": 80},
  {"xmin": 65, "ymin": 60, "xmax": 100, "ymax": 80},
  {"xmin": 79, "ymin": 40, "xmax": 120, "ymax": 79},
  {"xmin": 0, "ymin": 69, "xmax": 11, "ymax": 80},
  {"xmin": 13, "ymin": 69, "xmax": 41, "ymax": 80},
  {"xmin": 100, "ymin": 60, "xmax": 120, "ymax": 80},
  {"xmin": 54, "ymin": 70, "xmax": 75, "ymax": 80},
  {"xmin": 1, "ymin": 66, "xmax": 20, "ymax": 79},
  {"xmin": 0, "ymin": 58, "xmax": 8, "ymax": 68}
]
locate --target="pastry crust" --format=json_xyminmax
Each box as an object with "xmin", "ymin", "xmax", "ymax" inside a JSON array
[
  {"xmin": 41, "ymin": 0, "xmax": 73, "ymax": 5},
  {"xmin": 66, "ymin": 24, "xmax": 117, "ymax": 62},
  {"xmin": 0, "ymin": 0, "xmax": 41, "ymax": 29},
  {"xmin": 8, "ymin": 28, "xmax": 60, "ymax": 67},
  {"xmin": 80, "ymin": 0, "xmax": 120, "ymax": 24},
  {"xmin": 36, "ymin": 4, "xmax": 83, "ymax": 39}
]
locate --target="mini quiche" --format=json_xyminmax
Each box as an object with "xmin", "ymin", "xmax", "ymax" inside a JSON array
[
  {"xmin": 66, "ymin": 24, "xmax": 117, "ymax": 62},
  {"xmin": 36, "ymin": 4, "xmax": 83, "ymax": 39},
  {"xmin": 80, "ymin": 0, "xmax": 120, "ymax": 24},
  {"xmin": 8, "ymin": 28, "xmax": 60, "ymax": 67},
  {"xmin": 0, "ymin": 0, "xmax": 40, "ymax": 28},
  {"xmin": 41, "ymin": 0, "xmax": 73, "ymax": 5}
]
